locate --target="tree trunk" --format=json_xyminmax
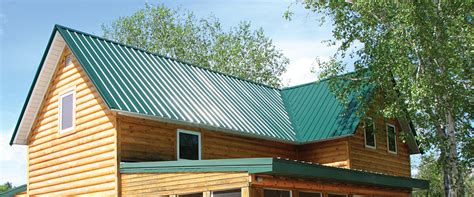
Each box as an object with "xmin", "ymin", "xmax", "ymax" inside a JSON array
[{"xmin": 438, "ymin": 111, "xmax": 460, "ymax": 197}]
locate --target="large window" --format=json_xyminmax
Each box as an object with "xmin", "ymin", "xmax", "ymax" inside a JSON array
[
  {"xmin": 212, "ymin": 189, "xmax": 241, "ymax": 197},
  {"xmin": 264, "ymin": 189, "xmax": 291, "ymax": 197},
  {"xmin": 386, "ymin": 124, "xmax": 397, "ymax": 153},
  {"xmin": 177, "ymin": 129, "xmax": 201, "ymax": 160},
  {"xmin": 364, "ymin": 117, "xmax": 376, "ymax": 148},
  {"xmin": 299, "ymin": 191, "xmax": 321, "ymax": 197},
  {"xmin": 59, "ymin": 89, "xmax": 75, "ymax": 134}
]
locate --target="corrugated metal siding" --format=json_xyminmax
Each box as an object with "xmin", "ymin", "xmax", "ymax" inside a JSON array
[
  {"xmin": 57, "ymin": 26, "xmax": 296, "ymax": 142},
  {"xmin": 281, "ymin": 80, "xmax": 360, "ymax": 142}
]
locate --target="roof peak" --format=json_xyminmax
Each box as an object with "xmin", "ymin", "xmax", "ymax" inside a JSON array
[{"xmin": 54, "ymin": 24, "xmax": 280, "ymax": 91}]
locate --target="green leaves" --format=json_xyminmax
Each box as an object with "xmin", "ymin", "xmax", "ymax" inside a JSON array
[
  {"xmin": 300, "ymin": 1, "xmax": 473, "ymax": 194},
  {"xmin": 102, "ymin": 4, "xmax": 288, "ymax": 87}
]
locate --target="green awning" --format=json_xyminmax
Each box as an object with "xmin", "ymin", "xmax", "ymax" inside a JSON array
[{"xmin": 120, "ymin": 158, "xmax": 429, "ymax": 189}]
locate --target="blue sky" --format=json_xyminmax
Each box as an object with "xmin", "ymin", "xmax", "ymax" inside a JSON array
[{"xmin": 0, "ymin": 0, "xmax": 419, "ymax": 186}]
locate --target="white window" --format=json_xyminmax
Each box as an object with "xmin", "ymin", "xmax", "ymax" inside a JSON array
[
  {"xmin": 263, "ymin": 189, "xmax": 291, "ymax": 197},
  {"xmin": 386, "ymin": 124, "xmax": 397, "ymax": 154},
  {"xmin": 59, "ymin": 89, "xmax": 75, "ymax": 134},
  {"xmin": 364, "ymin": 117, "xmax": 376, "ymax": 148},
  {"xmin": 177, "ymin": 129, "xmax": 201, "ymax": 160}
]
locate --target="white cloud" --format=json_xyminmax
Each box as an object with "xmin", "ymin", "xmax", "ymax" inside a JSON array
[
  {"xmin": 275, "ymin": 37, "xmax": 338, "ymax": 87},
  {"xmin": 0, "ymin": 130, "xmax": 27, "ymax": 186}
]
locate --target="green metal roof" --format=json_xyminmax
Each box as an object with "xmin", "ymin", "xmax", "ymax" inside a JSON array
[
  {"xmin": 282, "ymin": 79, "xmax": 361, "ymax": 142},
  {"xmin": 120, "ymin": 158, "xmax": 429, "ymax": 189},
  {"xmin": 10, "ymin": 25, "xmax": 402, "ymax": 145},
  {"xmin": 0, "ymin": 184, "xmax": 26, "ymax": 197},
  {"xmin": 56, "ymin": 25, "xmax": 296, "ymax": 141}
]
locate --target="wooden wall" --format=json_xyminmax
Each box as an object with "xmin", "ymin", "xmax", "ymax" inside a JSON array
[
  {"xmin": 118, "ymin": 115, "xmax": 298, "ymax": 162},
  {"xmin": 119, "ymin": 115, "xmax": 411, "ymax": 177},
  {"xmin": 250, "ymin": 174, "xmax": 411, "ymax": 197},
  {"xmin": 349, "ymin": 117, "xmax": 411, "ymax": 177},
  {"xmin": 27, "ymin": 47, "xmax": 118, "ymax": 196},
  {"xmin": 298, "ymin": 138, "xmax": 350, "ymax": 168},
  {"xmin": 121, "ymin": 172, "xmax": 250, "ymax": 196}
]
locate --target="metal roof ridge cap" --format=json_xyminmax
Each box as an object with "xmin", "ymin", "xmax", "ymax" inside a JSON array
[{"xmin": 54, "ymin": 24, "xmax": 281, "ymax": 91}]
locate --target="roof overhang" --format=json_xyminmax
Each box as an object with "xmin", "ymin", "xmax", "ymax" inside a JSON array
[
  {"xmin": 10, "ymin": 29, "xmax": 66, "ymax": 145},
  {"xmin": 120, "ymin": 158, "xmax": 429, "ymax": 190},
  {"xmin": 398, "ymin": 117, "xmax": 421, "ymax": 154}
]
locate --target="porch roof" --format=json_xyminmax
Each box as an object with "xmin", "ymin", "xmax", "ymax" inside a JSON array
[{"xmin": 120, "ymin": 158, "xmax": 429, "ymax": 190}]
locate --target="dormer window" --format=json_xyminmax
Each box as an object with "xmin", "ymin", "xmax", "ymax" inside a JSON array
[
  {"xmin": 177, "ymin": 129, "xmax": 201, "ymax": 160},
  {"xmin": 387, "ymin": 124, "xmax": 397, "ymax": 153},
  {"xmin": 364, "ymin": 117, "xmax": 376, "ymax": 148},
  {"xmin": 59, "ymin": 89, "xmax": 75, "ymax": 134}
]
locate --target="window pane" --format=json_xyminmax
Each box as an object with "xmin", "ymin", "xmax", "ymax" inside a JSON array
[
  {"xmin": 264, "ymin": 189, "xmax": 290, "ymax": 197},
  {"xmin": 179, "ymin": 132, "xmax": 199, "ymax": 160},
  {"xmin": 300, "ymin": 191, "xmax": 322, "ymax": 197},
  {"xmin": 61, "ymin": 93, "xmax": 74, "ymax": 130},
  {"xmin": 180, "ymin": 193, "xmax": 202, "ymax": 197},
  {"xmin": 364, "ymin": 118, "xmax": 375, "ymax": 147},
  {"xmin": 387, "ymin": 125, "xmax": 396, "ymax": 152},
  {"xmin": 213, "ymin": 189, "xmax": 241, "ymax": 197}
]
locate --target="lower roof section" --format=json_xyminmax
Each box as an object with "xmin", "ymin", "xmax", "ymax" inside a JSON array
[{"xmin": 120, "ymin": 158, "xmax": 429, "ymax": 190}]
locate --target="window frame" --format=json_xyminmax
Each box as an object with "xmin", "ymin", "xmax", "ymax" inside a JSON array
[
  {"xmin": 177, "ymin": 129, "xmax": 202, "ymax": 160},
  {"xmin": 386, "ymin": 123, "xmax": 397, "ymax": 154},
  {"xmin": 263, "ymin": 188, "xmax": 292, "ymax": 197},
  {"xmin": 58, "ymin": 88, "xmax": 76, "ymax": 134},
  {"xmin": 364, "ymin": 117, "xmax": 376, "ymax": 149}
]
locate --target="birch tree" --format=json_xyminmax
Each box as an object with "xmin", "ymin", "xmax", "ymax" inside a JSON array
[{"xmin": 287, "ymin": 1, "xmax": 473, "ymax": 196}]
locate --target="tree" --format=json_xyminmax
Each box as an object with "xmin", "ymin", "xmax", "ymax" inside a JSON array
[
  {"xmin": 413, "ymin": 152, "xmax": 473, "ymax": 196},
  {"xmin": 102, "ymin": 4, "xmax": 289, "ymax": 87},
  {"xmin": 287, "ymin": 1, "xmax": 473, "ymax": 196},
  {"xmin": 0, "ymin": 182, "xmax": 13, "ymax": 192}
]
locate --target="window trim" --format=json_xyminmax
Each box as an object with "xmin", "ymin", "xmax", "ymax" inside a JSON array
[
  {"xmin": 58, "ymin": 88, "xmax": 76, "ymax": 134},
  {"xmin": 386, "ymin": 123, "xmax": 397, "ymax": 154},
  {"xmin": 364, "ymin": 117, "xmax": 376, "ymax": 149},
  {"xmin": 263, "ymin": 188, "xmax": 292, "ymax": 197},
  {"xmin": 177, "ymin": 129, "xmax": 202, "ymax": 160}
]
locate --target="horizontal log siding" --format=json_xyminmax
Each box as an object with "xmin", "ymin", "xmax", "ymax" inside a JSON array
[
  {"xmin": 121, "ymin": 172, "xmax": 250, "ymax": 196},
  {"xmin": 118, "ymin": 115, "xmax": 298, "ymax": 161},
  {"xmin": 349, "ymin": 118, "xmax": 411, "ymax": 177},
  {"xmin": 27, "ymin": 47, "xmax": 117, "ymax": 196},
  {"xmin": 298, "ymin": 138, "xmax": 350, "ymax": 168}
]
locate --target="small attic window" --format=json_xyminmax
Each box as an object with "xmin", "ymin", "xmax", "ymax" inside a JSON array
[{"xmin": 65, "ymin": 55, "xmax": 73, "ymax": 66}]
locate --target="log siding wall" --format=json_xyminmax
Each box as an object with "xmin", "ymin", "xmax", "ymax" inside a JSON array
[
  {"xmin": 119, "ymin": 115, "xmax": 410, "ymax": 177},
  {"xmin": 27, "ymin": 47, "xmax": 118, "ymax": 196},
  {"xmin": 121, "ymin": 172, "xmax": 250, "ymax": 196},
  {"xmin": 118, "ymin": 115, "xmax": 298, "ymax": 161},
  {"xmin": 349, "ymin": 118, "xmax": 411, "ymax": 177}
]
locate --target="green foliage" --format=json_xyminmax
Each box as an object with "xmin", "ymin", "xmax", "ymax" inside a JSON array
[
  {"xmin": 0, "ymin": 182, "xmax": 12, "ymax": 192},
  {"xmin": 413, "ymin": 153, "xmax": 474, "ymax": 196},
  {"xmin": 102, "ymin": 4, "xmax": 289, "ymax": 87},
  {"xmin": 297, "ymin": 1, "xmax": 473, "ymax": 195}
]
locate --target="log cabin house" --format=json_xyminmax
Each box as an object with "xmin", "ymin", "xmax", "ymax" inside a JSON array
[{"xmin": 8, "ymin": 25, "xmax": 429, "ymax": 197}]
